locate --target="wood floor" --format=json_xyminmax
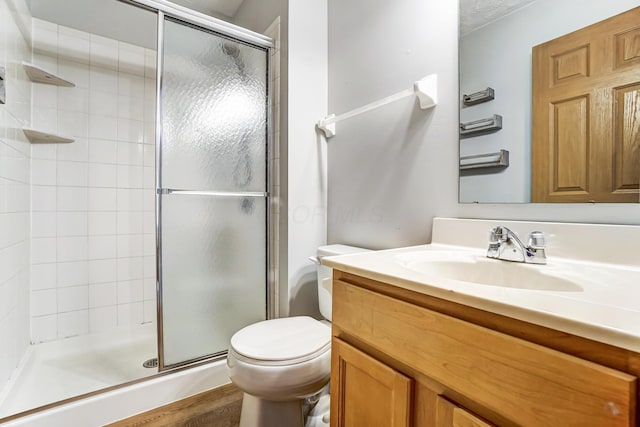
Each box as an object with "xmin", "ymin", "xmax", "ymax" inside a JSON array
[{"xmin": 107, "ymin": 383, "xmax": 243, "ymax": 427}]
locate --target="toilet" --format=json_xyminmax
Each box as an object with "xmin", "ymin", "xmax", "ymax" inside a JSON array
[{"xmin": 227, "ymin": 244, "xmax": 369, "ymax": 427}]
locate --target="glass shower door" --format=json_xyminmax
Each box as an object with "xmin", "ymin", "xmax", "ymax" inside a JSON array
[{"xmin": 158, "ymin": 17, "xmax": 269, "ymax": 368}]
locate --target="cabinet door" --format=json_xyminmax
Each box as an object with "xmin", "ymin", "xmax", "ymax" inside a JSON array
[
  {"xmin": 331, "ymin": 338, "xmax": 412, "ymax": 427},
  {"xmin": 436, "ymin": 396, "xmax": 494, "ymax": 427}
]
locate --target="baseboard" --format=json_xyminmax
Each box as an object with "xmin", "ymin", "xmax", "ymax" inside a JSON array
[{"xmin": 106, "ymin": 383, "xmax": 243, "ymax": 427}]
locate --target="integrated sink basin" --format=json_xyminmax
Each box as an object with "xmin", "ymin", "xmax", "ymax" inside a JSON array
[{"xmin": 395, "ymin": 250, "xmax": 583, "ymax": 292}]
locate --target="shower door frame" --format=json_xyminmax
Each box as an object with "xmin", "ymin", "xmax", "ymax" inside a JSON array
[{"xmin": 121, "ymin": 0, "xmax": 275, "ymax": 371}]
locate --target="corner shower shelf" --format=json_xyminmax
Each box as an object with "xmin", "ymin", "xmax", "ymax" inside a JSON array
[
  {"xmin": 23, "ymin": 128, "xmax": 74, "ymax": 144},
  {"xmin": 23, "ymin": 62, "xmax": 75, "ymax": 87}
]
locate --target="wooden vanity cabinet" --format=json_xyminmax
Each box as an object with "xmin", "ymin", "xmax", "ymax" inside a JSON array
[{"xmin": 330, "ymin": 271, "xmax": 639, "ymax": 427}]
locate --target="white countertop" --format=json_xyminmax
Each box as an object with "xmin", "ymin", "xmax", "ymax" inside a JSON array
[{"xmin": 323, "ymin": 218, "xmax": 640, "ymax": 353}]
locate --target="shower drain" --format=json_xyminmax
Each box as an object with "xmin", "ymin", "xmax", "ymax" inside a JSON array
[{"xmin": 143, "ymin": 358, "xmax": 158, "ymax": 368}]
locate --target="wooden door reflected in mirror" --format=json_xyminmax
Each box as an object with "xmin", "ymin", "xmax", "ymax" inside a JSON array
[{"xmin": 532, "ymin": 7, "xmax": 640, "ymax": 203}]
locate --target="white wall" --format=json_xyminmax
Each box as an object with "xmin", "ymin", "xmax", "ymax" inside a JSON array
[
  {"xmin": 286, "ymin": 0, "xmax": 327, "ymax": 317},
  {"xmin": 459, "ymin": 0, "xmax": 640, "ymax": 203},
  {"xmin": 327, "ymin": 1, "xmax": 640, "ymax": 251},
  {"xmin": 233, "ymin": 0, "xmax": 286, "ymax": 37},
  {"xmin": 29, "ymin": 19, "xmax": 157, "ymax": 342},
  {"xmin": 327, "ymin": 0, "xmax": 459, "ymax": 248},
  {"xmin": 30, "ymin": 0, "xmax": 157, "ymax": 50},
  {"xmin": 0, "ymin": 0, "xmax": 32, "ymax": 393}
]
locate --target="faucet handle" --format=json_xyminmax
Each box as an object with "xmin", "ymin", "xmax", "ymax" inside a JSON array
[
  {"xmin": 527, "ymin": 231, "xmax": 545, "ymax": 249},
  {"xmin": 489, "ymin": 226, "xmax": 509, "ymax": 243},
  {"xmin": 488, "ymin": 227, "xmax": 499, "ymax": 243}
]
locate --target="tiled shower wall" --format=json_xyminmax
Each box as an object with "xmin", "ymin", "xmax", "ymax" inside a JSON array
[
  {"xmin": 0, "ymin": 0, "xmax": 32, "ymax": 386},
  {"xmin": 29, "ymin": 18, "xmax": 156, "ymax": 342}
]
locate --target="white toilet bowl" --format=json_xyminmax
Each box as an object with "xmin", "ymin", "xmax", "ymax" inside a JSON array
[
  {"xmin": 228, "ymin": 244, "xmax": 370, "ymax": 427},
  {"xmin": 228, "ymin": 316, "xmax": 331, "ymax": 427}
]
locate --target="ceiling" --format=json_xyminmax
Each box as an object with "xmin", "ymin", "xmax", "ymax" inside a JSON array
[
  {"xmin": 172, "ymin": 0, "xmax": 541, "ymax": 31},
  {"xmin": 460, "ymin": 0, "xmax": 540, "ymax": 35},
  {"xmin": 168, "ymin": 0, "xmax": 246, "ymax": 18},
  {"xmin": 32, "ymin": 0, "xmax": 537, "ymax": 47}
]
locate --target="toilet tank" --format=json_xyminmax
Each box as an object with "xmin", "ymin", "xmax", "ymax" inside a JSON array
[{"xmin": 317, "ymin": 244, "xmax": 370, "ymax": 321}]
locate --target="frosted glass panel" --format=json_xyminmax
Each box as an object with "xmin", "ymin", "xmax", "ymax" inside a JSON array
[
  {"xmin": 161, "ymin": 195, "xmax": 266, "ymax": 365},
  {"xmin": 162, "ymin": 19, "xmax": 268, "ymax": 192}
]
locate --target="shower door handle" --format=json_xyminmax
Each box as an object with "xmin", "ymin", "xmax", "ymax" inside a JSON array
[{"xmin": 158, "ymin": 189, "xmax": 268, "ymax": 198}]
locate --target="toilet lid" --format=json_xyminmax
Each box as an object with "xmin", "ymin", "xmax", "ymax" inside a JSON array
[{"xmin": 230, "ymin": 316, "xmax": 330, "ymax": 363}]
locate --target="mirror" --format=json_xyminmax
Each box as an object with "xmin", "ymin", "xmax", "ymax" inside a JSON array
[{"xmin": 458, "ymin": 0, "xmax": 640, "ymax": 203}]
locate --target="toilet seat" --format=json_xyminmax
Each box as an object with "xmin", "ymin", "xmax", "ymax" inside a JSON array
[
  {"xmin": 230, "ymin": 316, "xmax": 330, "ymax": 366},
  {"xmin": 229, "ymin": 344, "xmax": 330, "ymax": 367}
]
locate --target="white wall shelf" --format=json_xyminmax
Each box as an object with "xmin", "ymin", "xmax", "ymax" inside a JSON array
[
  {"xmin": 317, "ymin": 74, "xmax": 438, "ymax": 139},
  {"xmin": 23, "ymin": 128, "xmax": 75, "ymax": 144},
  {"xmin": 23, "ymin": 62, "xmax": 75, "ymax": 87}
]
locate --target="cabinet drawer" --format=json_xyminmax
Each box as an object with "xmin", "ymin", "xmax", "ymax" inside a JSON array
[{"xmin": 333, "ymin": 279, "xmax": 637, "ymax": 427}]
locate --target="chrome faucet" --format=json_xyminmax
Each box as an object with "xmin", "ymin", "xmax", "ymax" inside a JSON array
[{"xmin": 487, "ymin": 226, "xmax": 546, "ymax": 264}]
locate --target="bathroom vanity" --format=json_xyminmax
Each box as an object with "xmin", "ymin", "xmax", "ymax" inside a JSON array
[{"xmin": 324, "ymin": 219, "xmax": 640, "ymax": 427}]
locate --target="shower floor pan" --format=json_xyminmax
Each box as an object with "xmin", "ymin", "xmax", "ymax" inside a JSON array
[{"xmin": 0, "ymin": 323, "xmax": 157, "ymax": 419}]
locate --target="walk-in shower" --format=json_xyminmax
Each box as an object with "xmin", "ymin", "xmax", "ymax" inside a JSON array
[{"xmin": 0, "ymin": 0, "xmax": 273, "ymax": 421}]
